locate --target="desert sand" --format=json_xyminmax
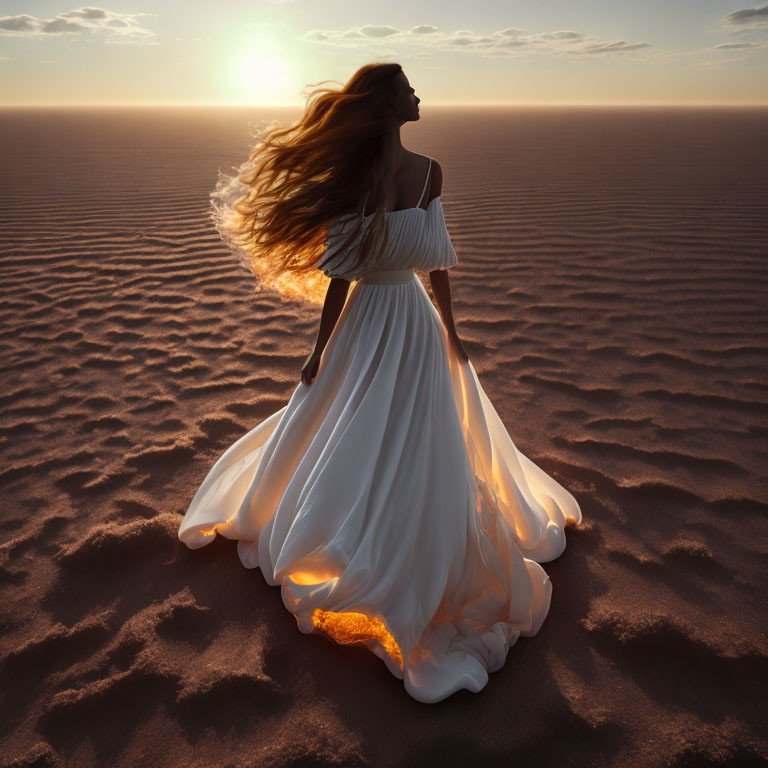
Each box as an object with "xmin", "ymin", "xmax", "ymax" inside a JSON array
[{"xmin": 1, "ymin": 106, "xmax": 766, "ymax": 767}]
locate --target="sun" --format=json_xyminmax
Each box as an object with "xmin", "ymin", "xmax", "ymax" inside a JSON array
[{"xmin": 228, "ymin": 42, "xmax": 295, "ymax": 105}]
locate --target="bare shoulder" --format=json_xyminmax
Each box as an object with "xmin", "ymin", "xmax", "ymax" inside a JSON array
[
  {"xmin": 427, "ymin": 157, "xmax": 443, "ymax": 201},
  {"xmin": 424, "ymin": 155, "xmax": 443, "ymax": 200},
  {"xmin": 402, "ymin": 151, "xmax": 442, "ymax": 204}
]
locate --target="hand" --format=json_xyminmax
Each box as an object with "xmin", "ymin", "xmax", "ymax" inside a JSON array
[
  {"xmin": 449, "ymin": 331, "xmax": 469, "ymax": 362},
  {"xmin": 301, "ymin": 350, "xmax": 323, "ymax": 386}
]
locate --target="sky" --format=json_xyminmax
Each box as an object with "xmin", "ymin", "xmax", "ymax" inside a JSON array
[{"xmin": 1, "ymin": 1, "xmax": 767, "ymax": 106}]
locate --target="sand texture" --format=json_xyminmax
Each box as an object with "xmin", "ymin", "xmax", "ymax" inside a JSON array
[{"xmin": 1, "ymin": 106, "xmax": 766, "ymax": 767}]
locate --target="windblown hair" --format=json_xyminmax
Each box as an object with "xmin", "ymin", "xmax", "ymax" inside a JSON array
[{"xmin": 211, "ymin": 62, "xmax": 405, "ymax": 286}]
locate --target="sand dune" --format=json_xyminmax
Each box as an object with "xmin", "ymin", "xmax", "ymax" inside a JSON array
[{"xmin": 0, "ymin": 106, "xmax": 766, "ymax": 767}]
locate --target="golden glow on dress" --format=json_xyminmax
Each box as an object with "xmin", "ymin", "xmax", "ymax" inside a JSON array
[{"xmin": 311, "ymin": 607, "xmax": 404, "ymax": 671}]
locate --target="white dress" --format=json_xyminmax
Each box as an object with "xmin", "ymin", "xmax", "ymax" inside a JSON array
[{"xmin": 178, "ymin": 157, "xmax": 582, "ymax": 703}]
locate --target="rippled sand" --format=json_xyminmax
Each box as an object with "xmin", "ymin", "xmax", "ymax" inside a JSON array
[{"xmin": 1, "ymin": 106, "xmax": 766, "ymax": 767}]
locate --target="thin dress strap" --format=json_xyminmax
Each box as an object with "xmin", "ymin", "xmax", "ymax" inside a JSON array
[{"xmin": 415, "ymin": 157, "xmax": 432, "ymax": 209}]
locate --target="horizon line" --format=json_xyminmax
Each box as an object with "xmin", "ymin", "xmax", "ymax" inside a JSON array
[{"xmin": 1, "ymin": 102, "xmax": 767, "ymax": 109}]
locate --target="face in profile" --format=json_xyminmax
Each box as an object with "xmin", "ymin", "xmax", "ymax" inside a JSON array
[{"xmin": 390, "ymin": 71, "xmax": 420, "ymax": 123}]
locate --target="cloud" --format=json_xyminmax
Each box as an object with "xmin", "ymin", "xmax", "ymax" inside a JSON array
[
  {"xmin": 301, "ymin": 24, "xmax": 650, "ymax": 59},
  {"xmin": 358, "ymin": 25, "xmax": 400, "ymax": 39},
  {"xmin": 0, "ymin": 15, "xmax": 37, "ymax": 32},
  {"xmin": 0, "ymin": 6, "xmax": 156, "ymax": 43},
  {"xmin": 725, "ymin": 5, "xmax": 768, "ymax": 27},
  {"xmin": 713, "ymin": 5, "xmax": 768, "ymax": 51},
  {"xmin": 496, "ymin": 38, "xmax": 530, "ymax": 49},
  {"xmin": 570, "ymin": 40, "xmax": 651, "ymax": 55},
  {"xmin": 714, "ymin": 40, "xmax": 763, "ymax": 48},
  {"xmin": 63, "ymin": 7, "xmax": 108, "ymax": 19},
  {"xmin": 537, "ymin": 30, "xmax": 585, "ymax": 40}
]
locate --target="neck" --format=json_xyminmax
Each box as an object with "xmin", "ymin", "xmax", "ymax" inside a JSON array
[{"xmin": 383, "ymin": 125, "xmax": 407, "ymax": 170}]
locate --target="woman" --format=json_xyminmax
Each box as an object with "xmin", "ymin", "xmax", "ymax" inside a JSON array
[{"xmin": 178, "ymin": 62, "xmax": 582, "ymax": 703}]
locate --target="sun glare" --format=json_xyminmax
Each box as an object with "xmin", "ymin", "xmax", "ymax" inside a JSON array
[{"xmin": 229, "ymin": 43, "xmax": 295, "ymax": 105}]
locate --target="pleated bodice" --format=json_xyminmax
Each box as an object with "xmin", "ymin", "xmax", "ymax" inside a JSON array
[{"xmin": 317, "ymin": 195, "xmax": 459, "ymax": 282}]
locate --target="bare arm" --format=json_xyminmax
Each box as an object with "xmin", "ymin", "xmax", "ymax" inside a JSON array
[
  {"xmin": 313, "ymin": 277, "xmax": 350, "ymax": 354},
  {"xmin": 429, "ymin": 269, "xmax": 468, "ymax": 361},
  {"xmin": 426, "ymin": 160, "xmax": 469, "ymax": 362},
  {"xmin": 302, "ymin": 276, "xmax": 350, "ymax": 385}
]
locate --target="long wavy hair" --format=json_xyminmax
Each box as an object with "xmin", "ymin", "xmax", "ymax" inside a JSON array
[{"xmin": 211, "ymin": 62, "xmax": 404, "ymax": 298}]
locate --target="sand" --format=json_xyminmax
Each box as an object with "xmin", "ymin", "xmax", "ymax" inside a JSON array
[{"xmin": 0, "ymin": 106, "xmax": 766, "ymax": 767}]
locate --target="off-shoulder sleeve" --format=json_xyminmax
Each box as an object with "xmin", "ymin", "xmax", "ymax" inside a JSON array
[
  {"xmin": 316, "ymin": 215, "xmax": 361, "ymax": 279},
  {"xmin": 434, "ymin": 198, "xmax": 458, "ymax": 269}
]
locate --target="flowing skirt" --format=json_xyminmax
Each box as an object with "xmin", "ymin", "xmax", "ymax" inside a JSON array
[{"xmin": 177, "ymin": 275, "xmax": 582, "ymax": 703}]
